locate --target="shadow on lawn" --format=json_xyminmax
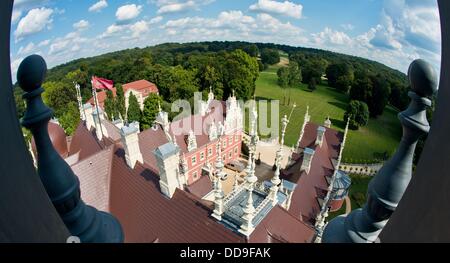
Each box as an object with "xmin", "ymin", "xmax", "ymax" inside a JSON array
[
  {"xmin": 330, "ymin": 118, "xmax": 346, "ymax": 130},
  {"xmin": 328, "ymin": 101, "xmax": 348, "ymax": 111}
]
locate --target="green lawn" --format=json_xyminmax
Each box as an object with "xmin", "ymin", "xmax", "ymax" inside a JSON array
[
  {"xmin": 254, "ymin": 65, "xmax": 402, "ymax": 163},
  {"xmin": 328, "ymin": 174, "xmax": 372, "ymax": 220}
]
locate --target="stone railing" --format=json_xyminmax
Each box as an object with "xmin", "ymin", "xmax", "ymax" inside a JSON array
[
  {"xmin": 339, "ymin": 163, "xmax": 383, "ymax": 176},
  {"xmin": 223, "ymin": 185, "xmax": 245, "ymax": 209}
]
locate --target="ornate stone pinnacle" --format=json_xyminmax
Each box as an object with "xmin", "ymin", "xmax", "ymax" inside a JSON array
[
  {"xmin": 18, "ymin": 55, "xmax": 123, "ymax": 243},
  {"xmin": 322, "ymin": 59, "xmax": 437, "ymax": 243}
]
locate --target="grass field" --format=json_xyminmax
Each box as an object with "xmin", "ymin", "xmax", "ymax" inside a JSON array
[{"xmin": 255, "ymin": 64, "xmax": 402, "ymax": 163}]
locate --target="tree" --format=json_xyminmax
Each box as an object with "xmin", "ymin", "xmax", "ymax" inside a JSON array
[
  {"xmin": 260, "ymin": 48, "xmax": 280, "ymax": 65},
  {"xmin": 302, "ymin": 58, "xmax": 327, "ymax": 84},
  {"xmin": 116, "ymin": 84, "xmax": 126, "ymax": 120},
  {"xmin": 308, "ymin": 78, "xmax": 317, "ymax": 91},
  {"xmin": 221, "ymin": 49, "xmax": 259, "ymax": 100},
  {"xmin": 288, "ymin": 61, "xmax": 302, "ymax": 87},
  {"xmin": 243, "ymin": 44, "xmax": 259, "ymax": 57},
  {"xmin": 42, "ymin": 81, "xmax": 77, "ymax": 117},
  {"xmin": 368, "ymin": 74, "xmax": 391, "ymax": 117},
  {"xmin": 326, "ymin": 63, "xmax": 354, "ymax": 92},
  {"xmin": 277, "ymin": 67, "xmax": 289, "ymax": 105},
  {"xmin": 344, "ymin": 100, "xmax": 369, "ymax": 130},
  {"xmin": 104, "ymin": 89, "xmax": 116, "ymax": 121},
  {"xmin": 350, "ymin": 72, "xmax": 372, "ymax": 102},
  {"xmin": 59, "ymin": 102, "xmax": 80, "ymax": 135},
  {"xmin": 127, "ymin": 93, "xmax": 141, "ymax": 123},
  {"xmin": 141, "ymin": 94, "xmax": 163, "ymax": 130}
]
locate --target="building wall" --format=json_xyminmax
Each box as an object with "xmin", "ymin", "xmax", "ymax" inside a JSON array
[{"xmin": 183, "ymin": 132, "xmax": 242, "ymax": 185}]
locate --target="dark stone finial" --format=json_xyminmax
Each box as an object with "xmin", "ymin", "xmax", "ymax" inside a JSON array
[
  {"xmin": 17, "ymin": 54, "xmax": 47, "ymax": 93},
  {"xmin": 322, "ymin": 59, "xmax": 434, "ymax": 243},
  {"xmin": 18, "ymin": 55, "xmax": 124, "ymax": 243},
  {"xmin": 408, "ymin": 59, "xmax": 438, "ymax": 98}
]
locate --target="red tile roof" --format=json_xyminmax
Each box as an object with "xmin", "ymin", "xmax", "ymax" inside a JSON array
[
  {"xmin": 137, "ymin": 125, "xmax": 170, "ymax": 172},
  {"xmin": 281, "ymin": 122, "xmax": 343, "ymax": 224},
  {"xmin": 123, "ymin": 80, "xmax": 159, "ymax": 95},
  {"xmin": 68, "ymin": 122, "xmax": 104, "ymax": 161},
  {"xmin": 249, "ymin": 206, "xmax": 315, "ymax": 243},
  {"xmin": 108, "ymin": 147, "xmax": 245, "ymax": 243},
  {"xmin": 185, "ymin": 175, "xmax": 213, "ymax": 198},
  {"xmin": 87, "ymin": 89, "xmax": 117, "ymax": 109},
  {"xmin": 72, "ymin": 146, "xmax": 114, "ymax": 212}
]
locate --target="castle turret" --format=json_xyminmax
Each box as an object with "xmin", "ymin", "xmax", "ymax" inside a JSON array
[{"xmin": 187, "ymin": 130, "xmax": 197, "ymax": 152}]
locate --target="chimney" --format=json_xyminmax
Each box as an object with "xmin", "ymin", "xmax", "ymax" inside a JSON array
[
  {"xmin": 154, "ymin": 142, "xmax": 182, "ymax": 198},
  {"xmin": 281, "ymin": 180, "xmax": 297, "ymax": 210},
  {"xmin": 301, "ymin": 148, "xmax": 315, "ymax": 174},
  {"xmin": 120, "ymin": 124, "xmax": 143, "ymax": 169},
  {"xmin": 131, "ymin": 121, "xmax": 140, "ymax": 134},
  {"xmin": 315, "ymin": 126, "xmax": 326, "ymax": 147}
]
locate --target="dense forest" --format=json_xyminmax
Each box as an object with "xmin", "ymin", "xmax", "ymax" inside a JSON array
[{"xmin": 14, "ymin": 41, "xmax": 411, "ymax": 136}]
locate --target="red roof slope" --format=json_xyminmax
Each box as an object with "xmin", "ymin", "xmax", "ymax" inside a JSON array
[
  {"xmin": 281, "ymin": 122, "xmax": 343, "ymax": 224},
  {"xmin": 249, "ymin": 206, "xmax": 315, "ymax": 243},
  {"xmin": 123, "ymin": 80, "xmax": 159, "ymax": 95},
  {"xmin": 87, "ymin": 88, "xmax": 117, "ymax": 109},
  {"xmin": 108, "ymin": 147, "xmax": 244, "ymax": 243},
  {"xmin": 69, "ymin": 122, "xmax": 103, "ymax": 161},
  {"xmin": 73, "ymin": 146, "xmax": 114, "ymax": 212},
  {"xmin": 185, "ymin": 175, "xmax": 213, "ymax": 198},
  {"xmin": 137, "ymin": 126, "xmax": 170, "ymax": 172}
]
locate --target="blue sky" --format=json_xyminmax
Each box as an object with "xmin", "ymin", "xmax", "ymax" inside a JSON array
[{"xmin": 10, "ymin": 0, "xmax": 441, "ymax": 82}]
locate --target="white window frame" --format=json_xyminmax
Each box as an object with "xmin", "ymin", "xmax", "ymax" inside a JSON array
[{"xmin": 191, "ymin": 156, "xmax": 197, "ymax": 165}]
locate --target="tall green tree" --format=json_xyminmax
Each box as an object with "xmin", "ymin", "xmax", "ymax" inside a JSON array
[
  {"xmin": 127, "ymin": 93, "xmax": 142, "ymax": 123},
  {"xmin": 141, "ymin": 94, "xmax": 163, "ymax": 130},
  {"xmin": 260, "ymin": 48, "xmax": 280, "ymax": 65},
  {"xmin": 277, "ymin": 67, "xmax": 289, "ymax": 105},
  {"xmin": 368, "ymin": 74, "xmax": 391, "ymax": 117},
  {"xmin": 221, "ymin": 49, "xmax": 259, "ymax": 100},
  {"xmin": 344, "ymin": 100, "xmax": 369, "ymax": 130},
  {"xmin": 59, "ymin": 102, "xmax": 80, "ymax": 135},
  {"xmin": 116, "ymin": 84, "xmax": 126, "ymax": 120},
  {"xmin": 308, "ymin": 78, "xmax": 317, "ymax": 91},
  {"xmin": 104, "ymin": 89, "xmax": 116, "ymax": 121},
  {"xmin": 350, "ymin": 72, "xmax": 373, "ymax": 102},
  {"xmin": 326, "ymin": 63, "xmax": 354, "ymax": 92}
]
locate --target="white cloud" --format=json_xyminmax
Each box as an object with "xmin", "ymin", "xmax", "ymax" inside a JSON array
[
  {"xmin": 130, "ymin": 20, "xmax": 150, "ymax": 38},
  {"xmin": 38, "ymin": 39, "xmax": 51, "ymax": 47},
  {"xmin": 312, "ymin": 27, "xmax": 353, "ymax": 46},
  {"xmin": 116, "ymin": 4, "xmax": 143, "ymax": 22},
  {"xmin": 341, "ymin": 24, "xmax": 355, "ymax": 31},
  {"xmin": 14, "ymin": 7, "xmax": 53, "ymax": 41},
  {"xmin": 73, "ymin": 20, "xmax": 90, "ymax": 30},
  {"xmin": 17, "ymin": 42, "xmax": 36, "ymax": 56},
  {"xmin": 249, "ymin": 0, "xmax": 303, "ymax": 19},
  {"xmin": 12, "ymin": 10, "xmax": 22, "ymax": 24},
  {"xmin": 163, "ymin": 11, "xmax": 305, "ymax": 44},
  {"xmin": 89, "ymin": 0, "xmax": 108, "ymax": 12},
  {"xmin": 11, "ymin": 57, "xmax": 23, "ymax": 81},
  {"xmin": 154, "ymin": 0, "xmax": 214, "ymax": 14},
  {"xmin": 149, "ymin": 16, "xmax": 163, "ymax": 24}
]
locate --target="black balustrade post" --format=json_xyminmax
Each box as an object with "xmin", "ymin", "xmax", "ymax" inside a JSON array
[
  {"xmin": 18, "ymin": 54, "xmax": 124, "ymax": 243},
  {"xmin": 322, "ymin": 59, "xmax": 438, "ymax": 243}
]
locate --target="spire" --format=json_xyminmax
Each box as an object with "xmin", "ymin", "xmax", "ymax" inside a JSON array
[
  {"xmin": 187, "ymin": 129, "xmax": 197, "ymax": 152},
  {"xmin": 295, "ymin": 105, "xmax": 310, "ymax": 151},
  {"xmin": 215, "ymin": 138, "xmax": 225, "ymax": 179},
  {"xmin": 212, "ymin": 175, "xmax": 225, "ymax": 220},
  {"xmin": 322, "ymin": 59, "xmax": 438, "ymax": 243},
  {"xmin": 17, "ymin": 55, "xmax": 123, "ymax": 243},
  {"xmin": 74, "ymin": 82, "xmax": 85, "ymax": 121},
  {"xmin": 239, "ymin": 185, "xmax": 256, "ymax": 236},
  {"xmin": 233, "ymin": 172, "xmax": 240, "ymax": 191},
  {"xmin": 324, "ymin": 116, "xmax": 332, "ymax": 128}
]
